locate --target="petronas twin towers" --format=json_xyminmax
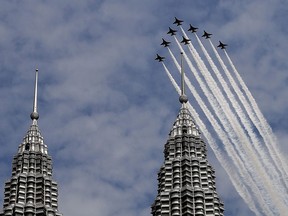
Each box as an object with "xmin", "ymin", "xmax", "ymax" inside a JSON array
[{"xmin": 0, "ymin": 63, "xmax": 224, "ymax": 215}]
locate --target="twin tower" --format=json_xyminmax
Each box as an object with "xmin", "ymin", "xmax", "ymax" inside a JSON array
[{"xmin": 0, "ymin": 68, "xmax": 224, "ymax": 215}]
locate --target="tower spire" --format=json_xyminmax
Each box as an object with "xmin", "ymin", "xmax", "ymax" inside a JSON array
[
  {"xmin": 179, "ymin": 52, "xmax": 188, "ymax": 104},
  {"xmin": 0, "ymin": 68, "xmax": 63, "ymax": 216},
  {"xmin": 30, "ymin": 68, "xmax": 39, "ymax": 121},
  {"xmin": 151, "ymin": 52, "xmax": 224, "ymax": 216}
]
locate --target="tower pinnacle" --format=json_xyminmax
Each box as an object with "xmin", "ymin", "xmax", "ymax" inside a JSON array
[
  {"xmin": 0, "ymin": 68, "xmax": 63, "ymax": 216},
  {"xmin": 152, "ymin": 48, "xmax": 224, "ymax": 215},
  {"xmin": 179, "ymin": 52, "xmax": 188, "ymax": 104},
  {"xmin": 30, "ymin": 68, "xmax": 39, "ymax": 121}
]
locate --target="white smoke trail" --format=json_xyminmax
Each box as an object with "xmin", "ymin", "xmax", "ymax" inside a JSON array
[
  {"xmin": 162, "ymin": 62, "xmax": 265, "ymax": 215},
  {"xmin": 207, "ymin": 40, "xmax": 288, "ymax": 191},
  {"xmin": 194, "ymin": 33, "xmax": 260, "ymax": 156},
  {"xmin": 174, "ymin": 37, "xmax": 259, "ymax": 178},
  {"xmin": 177, "ymin": 33, "xmax": 255, "ymax": 152},
  {"xmin": 195, "ymin": 35, "xmax": 288, "ymax": 192},
  {"xmin": 183, "ymin": 30, "xmax": 265, "ymax": 167},
  {"xmin": 224, "ymin": 50, "xmax": 288, "ymax": 178},
  {"xmin": 173, "ymin": 36, "xmax": 287, "ymax": 213},
  {"xmin": 191, "ymin": 40, "xmax": 287, "ymax": 212},
  {"xmin": 166, "ymin": 50, "xmax": 274, "ymax": 215}
]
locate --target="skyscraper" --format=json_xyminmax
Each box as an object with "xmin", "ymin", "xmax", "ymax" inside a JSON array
[
  {"xmin": 151, "ymin": 57, "xmax": 224, "ymax": 216},
  {"xmin": 0, "ymin": 70, "xmax": 62, "ymax": 216}
]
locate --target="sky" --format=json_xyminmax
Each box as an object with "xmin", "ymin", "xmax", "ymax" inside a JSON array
[{"xmin": 0, "ymin": 0, "xmax": 287, "ymax": 215}]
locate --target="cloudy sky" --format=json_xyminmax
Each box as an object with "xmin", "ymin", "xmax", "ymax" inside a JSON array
[{"xmin": 0, "ymin": 0, "xmax": 287, "ymax": 215}]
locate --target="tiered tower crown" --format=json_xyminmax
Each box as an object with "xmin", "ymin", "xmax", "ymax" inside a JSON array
[
  {"xmin": 151, "ymin": 57, "xmax": 224, "ymax": 215},
  {"xmin": 0, "ymin": 70, "xmax": 62, "ymax": 216},
  {"xmin": 151, "ymin": 104, "xmax": 224, "ymax": 216}
]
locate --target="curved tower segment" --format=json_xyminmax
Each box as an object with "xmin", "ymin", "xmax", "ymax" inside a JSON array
[{"xmin": 0, "ymin": 70, "xmax": 63, "ymax": 216}]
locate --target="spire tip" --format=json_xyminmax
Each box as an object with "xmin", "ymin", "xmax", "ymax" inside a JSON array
[
  {"xmin": 179, "ymin": 52, "xmax": 188, "ymax": 104},
  {"xmin": 31, "ymin": 68, "xmax": 39, "ymax": 120}
]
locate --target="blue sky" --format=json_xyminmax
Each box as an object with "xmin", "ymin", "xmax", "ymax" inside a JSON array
[{"xmin": 0, "ymin": 0, "xmax": 287, "ymax": 215}]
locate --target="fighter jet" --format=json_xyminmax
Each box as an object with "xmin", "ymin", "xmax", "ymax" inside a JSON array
[
  {"xmin": 167, "ymin": 27, "xmax": 177, "ymax": 36},
  {"xmin": 173, "ymin": 17, "xmax": 183, "ymax": 26},
  {"xmin": 181, "ymin": 36, "xmax": 190, "ymax": 45},
  {"xmin": 188, "ymin": 24, "xmax": 198, "ymax": 33},
  {"xmin": 202, "ymin": 31, "xmax": 212, "ymax": 39},
  {"xmin": 161, "ymin": 38, "xmax": 171, "ymax": 47},
  {"xmin": 155, "ymin": 54, "xmax": 165, "ymax": 62},
  {"xmin": 217, "ymin": 41, "xmax": 227, "ymax": 49}
]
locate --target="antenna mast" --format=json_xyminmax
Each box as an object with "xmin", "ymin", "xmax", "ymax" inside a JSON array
[
  {"xmin": 179, "ymin": 52, "xmax": 188, "ymax": 104},
  {"xmin": 30, "ymin": 69, "xmax": 39, "ymax": 121}
]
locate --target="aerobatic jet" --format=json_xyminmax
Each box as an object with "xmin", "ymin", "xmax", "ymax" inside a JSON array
[
  {"xmin": 188, "ymin": 24, "xmax": 198, "ymax": 33},
  {"xmin": 181, "ymin": 36, "xmax": 190, "ymax": 45},
  {"xmin": 202, "ymin": 31, "xmax": 212, "ymax": 39},
  {"xmin": 161, "ymin": 38, "xmax": 171, "ymax": 47},
  {"xmin": 173, "ymin": 17, "xmax": 183, "ymax": 26},
  {"xmin": 217, "ymin": 41, "xmax": 227, "ymax": 49},
  {"xmin": 155, "ymin": 54, "xmax": 165, "ymax": 62},
  {"xmin": 167, "ymin": 27, "xmax": 177, "ymax": 36}
]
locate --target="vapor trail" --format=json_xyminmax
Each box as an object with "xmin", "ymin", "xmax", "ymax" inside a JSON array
[
  {"xmin": 206, "ymin": 40, "xmax": 288, "ymax": 210},
  {"xmin": 166, "ymin": 49, "xmax": 274, "ymax": 215},
  {"xmin": 197, "ymin": 36, "xmax": 288, "ymax": 192},
  {"xmin": 224, "ymin": 50, "xmax": 288, "ymax": 178},
  {"xmin": 162, "ymin": 62, "xmax": 265, "ymax": 215},
  {"xmin": 174, "ymin": 35, "xmax": 262, "ymax": 181},
  {"xmin": 220, "ymin": 43, "xmax": 288, "ymax": 189},
  {"xmin": 173, "ymin": 35, "xmax": 287, "ymax": 212}
]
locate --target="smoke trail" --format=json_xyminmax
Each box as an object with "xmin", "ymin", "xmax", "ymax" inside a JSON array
[
  {"xmin": 166, "ymin": 50, "xmax": 274, "ymax": 215},
  {"xmin": 177, "ymin": 32, "xmax": 254, "ymax": 154},
  {"xmin": 162, "ymin": 62, "xmax": 265, "ymax": 215},
  {"xmin": 195, "ymin": 35, "xmax": 288, "ymax": 192},
  {"xmin": 174, "ymin": 37, "xmax": 258, "ymax": 177},
  {"xmin": 173, "ymin": 36, "xmax": 287, "ymax": 212},
  {"xmin": 162, "ymin": 27, "xmax": 285, "ymax": 215},
  {"xmin": 208, "ymin": 38, "xmax": 288, "ymax": 189},
  {"xmin": 224, "ymin": 50, "xmax": 288, "ymax": 177},
  {"xmin": 162, "ymin": 63, "xmax": 181, "ymax": 96},
  {"xmin": 205, "ymin": 40, "xmax": 288, "ymax": 210},
  {"xmin": 195, "ymin": 33, "xmax": 255, "ymax": 147}
]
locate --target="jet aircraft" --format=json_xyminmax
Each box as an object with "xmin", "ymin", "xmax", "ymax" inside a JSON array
[
  {"xmin": 217, "ymin": 41, "xmax": 227, "ymax": 49},
  {"xmin": 161, "ymin": 38, "xmax": 171, "ymax": 47},
  {"xmin": 188, "ymin": 24, "xmax": 198, "ymax": 33},
  {"xmin": 167, "ymin": 27, "xmax": 177, "ymax": 36},
  {"xmin": 181, "ymin": 36, "xmax": 190, "ymax": 45},
  {"xmin": 202, "ymin": 31, "xmax": 212, "ymax": 39},
  {"xmin": 155, "ymin": 54, "xmax": 165, "ymax": 62},
  {"xmin": 173, "ymin": 17, "xmax": 183, "ymax": 26}
]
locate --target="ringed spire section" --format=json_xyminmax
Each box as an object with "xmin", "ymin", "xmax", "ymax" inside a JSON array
[
  {"xmin": 179, "ymin": 52, "xmax": 188, "ymax": 104},
  {"xmin": 0, "ymin": 69, "xmax": 63, "ymax": 216},
  {"xmin": 30, "ymin": 68, "xmax": 39, "ymax": 121}
]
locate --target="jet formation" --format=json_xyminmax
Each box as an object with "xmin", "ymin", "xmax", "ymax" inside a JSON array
[{"xmin": 155, "ymin": 18, "xmax": 227, "ymax": 62}]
